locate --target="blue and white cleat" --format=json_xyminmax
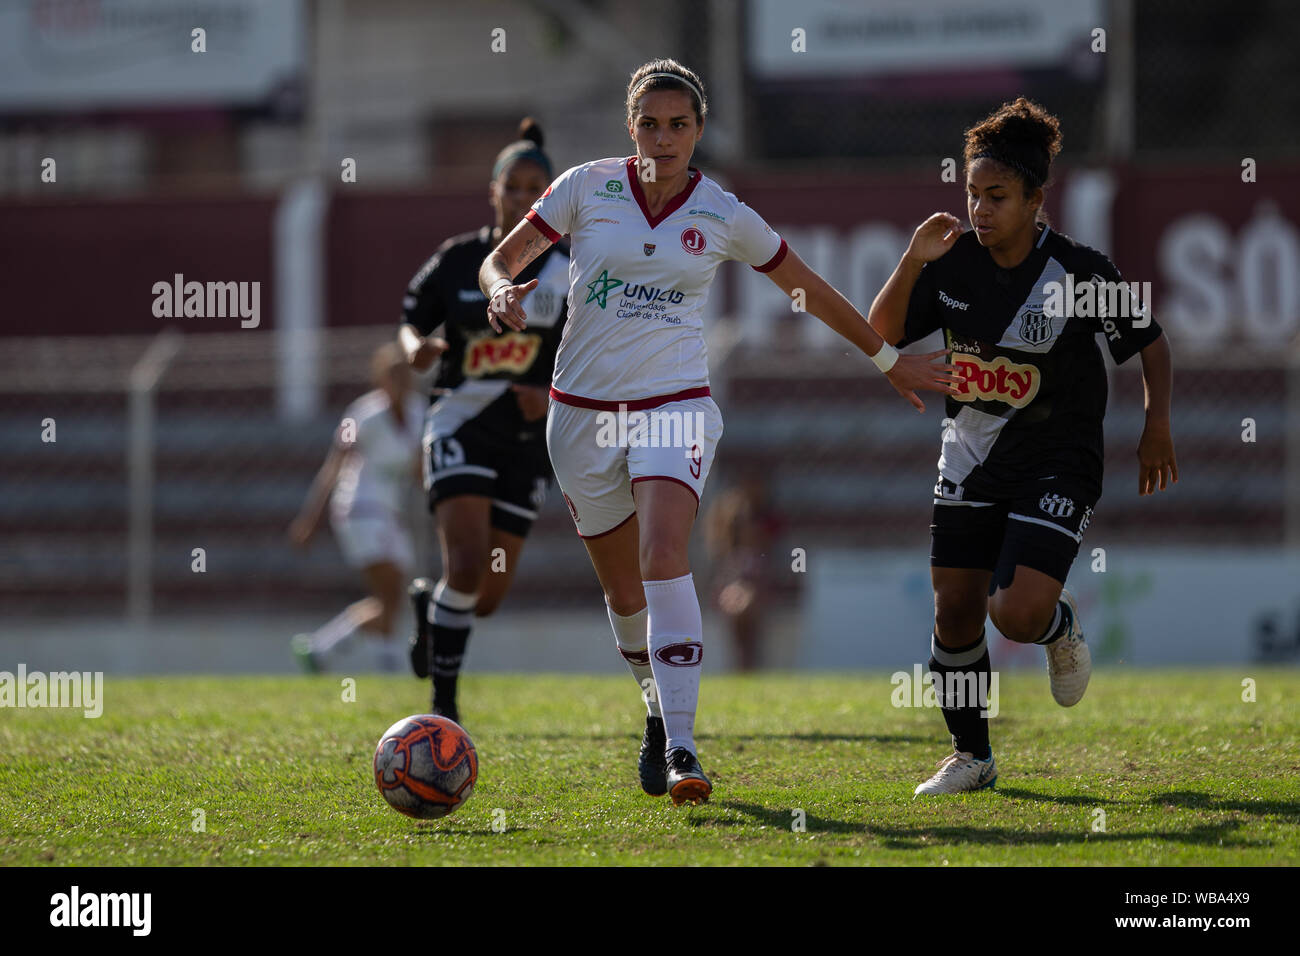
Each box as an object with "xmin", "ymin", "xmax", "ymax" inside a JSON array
[
  {"xmin": 913, "ymin": 750, "xmax": 997, "ymax": 796},
  {"xmin": 1046, "ymin": 588, "xmax": 1091, "ymax": 706}
]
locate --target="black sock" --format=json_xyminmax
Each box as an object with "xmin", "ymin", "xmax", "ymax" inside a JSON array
[
  {"xmin": 928, "ymin": 630, "xmax": 992, "ymax": 760},
  {"xmin": 431, "ymin": 624, "xmax": 470, "ymax": 711},
  {"xmin": 1034, "ymin": 599, "xmax": 1072, "ymax": 645}
]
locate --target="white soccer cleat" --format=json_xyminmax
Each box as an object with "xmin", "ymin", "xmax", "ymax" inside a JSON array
[
  {"xmin": 913, "ymin": 750, "xmax": 997, "ymax": 796},
  {"xmin": 1045, "ymin": 588, "xmax": 1091, "ymax": 706}
]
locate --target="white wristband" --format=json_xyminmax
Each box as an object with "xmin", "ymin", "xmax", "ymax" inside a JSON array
[
  {"xmin": 870, "ymin": 342, "xmax": 900, "ymax": 373},
  {"xmin": 489, "ymin": 278, "xmax": 512, "ymax": 299}
]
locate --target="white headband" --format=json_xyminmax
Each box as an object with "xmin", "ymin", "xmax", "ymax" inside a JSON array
[{"xmin": 637, "ymin": 72, "xmax": 703, "ymax": 105}]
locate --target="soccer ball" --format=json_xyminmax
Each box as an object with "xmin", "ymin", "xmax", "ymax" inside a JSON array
[{"xmin": 373, "ymin": 714, "xmax": 478, "ymax": 819}]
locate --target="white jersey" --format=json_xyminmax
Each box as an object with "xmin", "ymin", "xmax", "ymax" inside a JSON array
[
  {"xmin": 330, "ymin": 390, "xmax": 426, "ymax": 521},
  {"xmin": 526, "ymin": 156, "xmax": 786, "ymax": 402}
]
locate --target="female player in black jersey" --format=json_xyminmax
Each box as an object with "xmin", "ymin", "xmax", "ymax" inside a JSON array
[
  {"xmin": 399, "ymin": 119, "xmax": 569, "ymax": 723},
  {"xmin": 869, "ymin": 98, "xmax": 1178, "ymax": 794}
]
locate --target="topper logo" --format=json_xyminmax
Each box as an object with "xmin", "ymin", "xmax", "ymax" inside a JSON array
[
  {"xmin": 654, "ymin": 642, "xmax": 703, "ymax": 666},
  {"xmin": 462, "ymin": 332, "xmax": 541, "ymax": 375},
  {"xmin": 952, "ymin": 354, "xmax": 1040, "ymax": 408}
]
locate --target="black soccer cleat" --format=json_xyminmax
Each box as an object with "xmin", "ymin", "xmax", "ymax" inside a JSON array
[
  {"xmin": 638, "ymin": 715, "xmax": 668, "ymax": 796},
  {"xmin": 665, "ymin": 747, "xmax": 712, "ymax": 806},
  {"xmin": 432, "ymin": 701, "xmax": 460, "ymax": 727},
  {"xmin": 408, "ymin": 578, "xmax": 433, "ymax": 679}
]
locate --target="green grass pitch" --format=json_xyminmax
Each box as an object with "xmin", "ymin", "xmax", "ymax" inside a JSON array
[{"xmin": 1, "ymin": 671, "xmax": 1296, "ymax": 866}]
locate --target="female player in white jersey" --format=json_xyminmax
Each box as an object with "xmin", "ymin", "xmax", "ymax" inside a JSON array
[
  {"xmin": 288, "ymin": 344, "xmax": 425, "ymax": 671},
  {"xmin": 480, "ymin": 59, "xmax": 960, "ymax": 805}
]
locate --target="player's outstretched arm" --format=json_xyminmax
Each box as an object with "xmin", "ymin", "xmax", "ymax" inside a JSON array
[
  {"xmin": 288, "ymin": 445, "xmax": 347, "ymax": 548},
  {"xmin": 398, "ymin": 323, "xmax": 447, "ymax": 372},
  {"xmin": 868, "ymin": 212, "xmax": 964, "ymax": 345},
  {"xmin": 480, "ymin": 218, "xmax": 553, "ymax": 333},
  {"xmin": 1137, "ymin": 333, "xmax": 1178, "ymax": 495},
  {"xmin": 762, "ymin": 246, "xmax": 960, "ymax": 413}
]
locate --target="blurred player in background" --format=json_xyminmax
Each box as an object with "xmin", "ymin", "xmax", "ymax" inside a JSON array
[
  {"xmin": 704, "ymin": 479, "xmax": 781, "ymax": 672},
  {"xmin": 869, "ymin": 98, "xmax": 1178, "ymax": 795},
  {"xmin": 288, "ymin": 344, "xmax": 425, "ymax": 672},
  {"xmin": 482, "ymin": 59, "xmax": 958, "ymax": 805},
  {"xmin": 399, "ymin": 119, "xmax": 569, "ymax": 724}
]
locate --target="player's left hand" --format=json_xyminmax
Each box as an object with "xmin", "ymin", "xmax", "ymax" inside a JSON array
[
  {"xmin": 511, "ymin": 383, "xmax": 550, "ymax": 421},
  {"xmin": 884, "ymin": 349, "xmax": 962, "ymax": 413},
  {"xmin": 487, "ymin": 278, "xmax": 539, "ymax": 333},
  {"xmin": 1137, "ymin": 420, "xmax": 1179, "ymax": 495}
]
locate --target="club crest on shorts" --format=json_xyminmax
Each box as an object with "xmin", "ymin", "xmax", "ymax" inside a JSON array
[
  {"xmin": 643, "ymin": 242, "xmax": 656, "ymax": 256},
  {"xmin": 654, "ymin": 641, "xmax": 703, "ymax": 666},
  {"xmin": 1019, "ymin": 308, "xmax": 1052, "ymax": 345},
  {"xmin": 680, "ymin": 227, "xmax": 706, "ymax": 255},
  {"xmin": 1039, "ymin": 492, "xmax": 1075, "ymax": 518}
]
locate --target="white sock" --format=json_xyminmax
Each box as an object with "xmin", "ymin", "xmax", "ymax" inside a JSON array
[
  {"xmin": 309, "ymin": 605, "xmax": 367, "ymax": 654},
  {"xmin": 643, "ymin": 573, "xmax": 703, "ymax": 754},
  {"xmin": 606, "ymin": 602, "xmax": 660, "ymax": 718}
]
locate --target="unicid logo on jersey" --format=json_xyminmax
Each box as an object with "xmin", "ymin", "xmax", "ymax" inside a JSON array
[
  {"xmin": 462, "ymin": 331, "xmax": 541, "ymax": 376},
  {"xmin": 952, "ymin": 354, "xmax": 1040, "ymax": 407},
  {"xmin": 680, "ymin": 227, "xmax": 706, "ymax": 255}
]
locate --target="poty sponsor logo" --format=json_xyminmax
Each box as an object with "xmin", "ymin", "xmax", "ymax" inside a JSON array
[
  {"xmin": 939, "ymin": 290, "xmax": 970, "ymax": 311},
  {"xmin": 0, "ymin": 665, "xmax": 103, "ymax": 718},
  {"xmin": 891, "ymin": 664, "xmax": 999, "ymax": 718},
  {"xmin": 461, "ymin": 332, "xmax": 541, "ymax": 375},
  {"xmin": 151, "ymin": 273, "xmax": 260, "ymax": 328},
  {"xmin": 1042, "ymin": 274, "xmax": 1152, "ymax": 334},
  {"xmin": 595, "ymin": 405, "xmax": 708, "ymax": 457},
  {"xmin": 952, "ymin": 354, "xmax": 1040, "ymax": 407},
  {"xmin": 50, "ymin": 886, "xmax": 151, "ymax": 936}
]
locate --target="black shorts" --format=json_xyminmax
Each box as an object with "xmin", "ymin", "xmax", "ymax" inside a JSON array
[
  {"xmin": 930, "ymin": 476, "xmax": 1096, "ymax": 592},
  {"xmin": 424, "ymin": 424, "xmax": 551, "ymax": 537}
]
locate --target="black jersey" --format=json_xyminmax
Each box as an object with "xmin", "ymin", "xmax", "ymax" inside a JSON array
[
  {"xmin": 402, "ymin": 226, "xmax": 569, "ymax": 445},
  {"xmin": 899, "ymin": 225, "xmax": 1162, "ymax": 498}
]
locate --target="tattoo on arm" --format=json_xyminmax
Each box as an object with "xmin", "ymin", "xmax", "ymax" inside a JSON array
[{"xmin": 514, "ymin": 235, "xmax": 546, "ymax": 270}]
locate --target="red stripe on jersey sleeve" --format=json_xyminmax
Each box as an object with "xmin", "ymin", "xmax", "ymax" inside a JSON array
[
  {"xmin": 752, "ymin": 238, "xmax": 789, "ymax": 274},
  {"xmin": 525, "ymin": 209, "xmax": 561, "ymax": 243}
]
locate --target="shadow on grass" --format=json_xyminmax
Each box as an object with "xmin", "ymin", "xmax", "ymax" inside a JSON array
[
  {"xmin": 1146, "ymin": 791, "xmax": 1300, "ymax": 822},
  {"xmin": 501, "ymin": 733, "xmax": 927, "ymax": 745},
  {"xmin": 999, "ymin": 787, "xmax": 1300, "ymax": 822},
  {"xmin": 996, "ymin": 787, "xmax": 1129, "ymax": 807},
  {"xmin": 706, "ymin": 801, "xmax": 1271, "ymax": 848}
]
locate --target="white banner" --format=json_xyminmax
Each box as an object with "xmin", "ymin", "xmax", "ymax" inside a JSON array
[
  {"xmin": 750, "ymin": 0, "xmax": 1104, "ymax": 77},
  {"xmin": 0, "ymin": 0, "xmax": 303, "ymax": 109}
]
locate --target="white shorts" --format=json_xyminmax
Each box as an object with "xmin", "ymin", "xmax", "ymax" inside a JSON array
[
  {"xmin": 546, "ymin": 387, "xmax": 724, "ymax": 538},
  {"xmin": 330, "ymin": 512, "xmax": 415, "ymax": 570}
]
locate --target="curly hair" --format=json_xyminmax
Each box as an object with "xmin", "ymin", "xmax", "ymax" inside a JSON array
[
  {"xmin": 626, "ymin": 58, "xmax": 708, "ymax": 125},
  {"xmin": 963, "ymin": 97, "xmax": 1063, "ymax": 195}
]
